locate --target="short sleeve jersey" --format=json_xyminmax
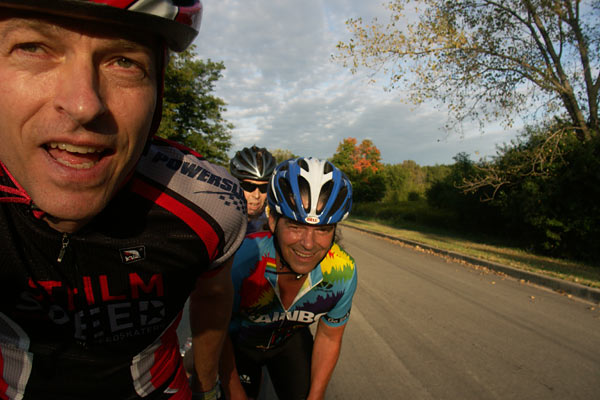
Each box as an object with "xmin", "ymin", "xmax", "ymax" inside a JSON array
[
  {"xmin": 0, "ymin": 137, "xmax": 247, "ymax": 400},
  {"xmin": 229, "ymin": 231, "xmax": 357, "ymax": 350}
]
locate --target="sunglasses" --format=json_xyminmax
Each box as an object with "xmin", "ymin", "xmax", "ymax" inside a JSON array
[{"xmin": 240, "ymin": 181, "xmax": 269, "ymax": 193}]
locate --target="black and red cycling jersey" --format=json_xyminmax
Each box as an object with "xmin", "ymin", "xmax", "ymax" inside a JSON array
[{"xmin": 0, "ymin": 137, "xmax": 247, "ymax": 400}]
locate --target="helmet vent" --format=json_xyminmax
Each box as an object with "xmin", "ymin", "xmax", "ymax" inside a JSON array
[
  {"xmin": 298, "ymin": 158, "xmax": 310, "ymax": 172},
  {"xmin": 279, "ymin": 177, "xmax": 297, "ymax": 210},
  {"xmin": 329, "ymin": 185, "xmax": 349, "ymax": 216},
  {"xmin": 298, "ymin": 176, "xmax": 311, "ymax": 212},
  {"xmin": 323, "ymin": 162, "xmax": 334, "ymax": 174},
  {"xmin": 317, "ymin": 181, "xmax": 333, "ymax": 214}
]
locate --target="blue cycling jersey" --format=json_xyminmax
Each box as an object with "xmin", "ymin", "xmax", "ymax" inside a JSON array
[{"xmin": 229, "ymin": 231, "xmax": 357, "ymax": 350}]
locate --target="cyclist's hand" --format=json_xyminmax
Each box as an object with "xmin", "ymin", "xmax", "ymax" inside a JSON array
[{"xmin": 225, "ymin": 384, "xmax": 248, "ymax": 400}]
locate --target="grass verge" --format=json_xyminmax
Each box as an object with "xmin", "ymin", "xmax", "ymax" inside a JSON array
[{"xmin": 343, "ymin": 217, "xmax": 600, "ymax": 289}]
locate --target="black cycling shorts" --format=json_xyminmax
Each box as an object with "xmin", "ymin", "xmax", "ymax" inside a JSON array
[{"xmin": 233, "ymin": 327, "xmax": 314, "ymax": 400}]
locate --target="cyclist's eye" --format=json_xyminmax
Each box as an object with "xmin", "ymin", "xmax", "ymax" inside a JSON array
[
  {"xmin": 107, "ymin": 55, "xmax": 149, "ymax": 81},
  {"xmin": 317, "ymin": 226, "xmax": 334, "ymax": 234},
  {"xmin": 115, "ymin": 57, "xmax": 135, "ymax": 69},
  {"xmin": 15, "ymin": 42, "xmax": 43, "ymax": 54},
  {"xmin": 286, "ymin": 222, "xmax": 303, "ymax": 232}
]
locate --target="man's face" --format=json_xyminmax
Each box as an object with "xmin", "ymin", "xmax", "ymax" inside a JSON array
[
  {"xmin": 268, "ymin": 214, "xmax": 335, "ymax": 275},
  {"xmin": 241, "ymin": 179, "xmax": 268, "ymax": 218},
  {"xmin": 0, "ymin": 14, "xmax": 158, "ymax": 232}
]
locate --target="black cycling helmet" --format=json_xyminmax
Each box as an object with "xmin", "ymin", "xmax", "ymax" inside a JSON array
[
  {"xmin": 230, "ymin": 146, "xmax": 277, "ymax": 182},
  {"xmin": 0, "ymin": 0, "xmax": 202, "ymax": 52}
]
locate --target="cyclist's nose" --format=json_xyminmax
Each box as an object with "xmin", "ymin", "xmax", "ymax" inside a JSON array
[
  {"xmin": 54, "ymin": 56, "xmax": 106, "ymax": 125},
  {"xmin": 299, "ymin": 228, "xmax": 316, "ymax": 250}
]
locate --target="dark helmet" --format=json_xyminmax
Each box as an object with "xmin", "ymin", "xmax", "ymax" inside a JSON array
[
  {"xmin": 0, "ymin": 0, "xmax": 202, "ymax": 52},
  {"xmin": 230, "ymin": 146, "xmax": 277, "ymax": 182},
  {"xmin": 268, "ymin": 157, "xmax": 352, "ymax": 225}
]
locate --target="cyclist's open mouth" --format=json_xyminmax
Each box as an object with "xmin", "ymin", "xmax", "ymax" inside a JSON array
[{"xmin": 45, "ymin": 142, "xmax": 113, "ymax": 170}]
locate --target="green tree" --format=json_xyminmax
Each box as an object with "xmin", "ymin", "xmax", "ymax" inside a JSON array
[
  {"xmin": 381, "ymin": 163, "xmax": 410, "ymax": 202},
  {"xmin": 429, "ymin": 125, "xmax": 600, "ymax": 261},
  {"xmin": 474, "ymin": 124, "xmax": 600, "ymax": 260},
  {"xmin": 426, "ymin": 153, "xmax": 501, "ymax": 232},
  {"xmin": 157, "ymin": 45, "xmax": 233, "ymax": 165},
  {"xmin": 459, "ymin": 121, "xmax": 579, "ymax": 199},
  {"xmin": 330, "ymin": 137, "xmax": 358, "ymax": 172},
  {"xmin": 382, "ymin": 161, "xmax": 428, "ymax": 202},
  {"xmin": 270, "ymin": 148, "xmax": 299, "ymax": 165},
  {"xmin": 423, "ymin": 164, "xmax": 452, "ymax": 187},
  {"xmin": 335, "ymin": 0, "xmax": 599, "ymax": 141}
]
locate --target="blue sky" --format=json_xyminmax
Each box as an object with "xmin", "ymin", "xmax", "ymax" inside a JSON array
[{"xmin": 193, "ymin": 0, "xmax": 521, "ymax": 166}]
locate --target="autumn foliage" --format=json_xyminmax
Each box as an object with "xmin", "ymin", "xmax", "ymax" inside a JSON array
[
  {"xmin": 332, "ymin": 138, "xmax": 383, "ymax": 174},
  {"xmin": 331, "ymin": 138, "xmax": 385, "ymax": 202}
]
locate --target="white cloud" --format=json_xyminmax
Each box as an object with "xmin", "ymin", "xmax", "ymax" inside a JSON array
[{"xmin": 194, "ymin": 0, "xmax": 520, "ymax": 165}]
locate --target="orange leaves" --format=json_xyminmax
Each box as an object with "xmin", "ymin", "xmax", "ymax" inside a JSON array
[{"xmin": 333, "ymin": 137, "xmax": 382, "ymax": 174}]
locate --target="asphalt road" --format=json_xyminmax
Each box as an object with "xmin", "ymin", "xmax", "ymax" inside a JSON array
[
  {"xmin": 323, "ymin": 226, "xmax": 600, "ymax": 400},
  {"xmin": 180, "ymin": 226, "xmax": 600, "ymax": 399}
]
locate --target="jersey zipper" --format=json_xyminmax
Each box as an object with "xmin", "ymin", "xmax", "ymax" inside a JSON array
[
  {"xmin": 57, "ymin": 232, "xmax": 70, "ymax": 263},
  {"xmin": 54, "ymin": 232, "xmax": 91, "ymax": 346},
  {"xmin": 263, "ymin": 276, "xmax": 323, "ymax": 350}
]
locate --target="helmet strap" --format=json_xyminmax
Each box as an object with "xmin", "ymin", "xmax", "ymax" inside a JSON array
[
  {"xmin": 272, "ymin": 231, "xmax": 305, "ymax": 280},
  {"xmin": 148, "ymin": 45, "xmax": 168, "ymax": 138}
]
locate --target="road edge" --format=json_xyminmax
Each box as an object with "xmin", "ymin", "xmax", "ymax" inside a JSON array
[{"xmin": 343, "ymin": 224, "xmax": 600, "ymax": 304}]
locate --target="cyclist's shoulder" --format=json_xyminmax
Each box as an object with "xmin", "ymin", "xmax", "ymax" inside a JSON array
[
  {"xmin": 319, "ymin": 243, "xmax": 356, "ymax": 282},
  {"xmin": 134, "ymin": 137, "xmax": 245, "ymax": 214},
  {"xmin": 139, "ymin": 137, "xmax": 237, "ymax": 181},
  {"xmin": 130, "ymin": 138, "xmax": 247, "ymax": 255},
  {"xmin": 329, "ymin": 243, "xmax": 356, "ymax": 267}
]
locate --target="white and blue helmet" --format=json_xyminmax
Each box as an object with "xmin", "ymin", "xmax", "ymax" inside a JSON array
[{"xmin": 268, "ymin": 158, "xmax": 352, "ymax": 225}]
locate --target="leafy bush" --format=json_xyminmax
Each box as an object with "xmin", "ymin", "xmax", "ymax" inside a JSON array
[
  {"xmin": 450, "ymin": 124, "xmax": 600, "ymax": 262},
  {"xmin": 332, "ymin": 125, "xmax": 600, "ymax": 264},
  {"xmin": 351, "ymin": 200, "xmax": 458, "ymax": 230},
  {"xmin": 499, "ymin": 134, "xmax": 600, "ymax": 261}
]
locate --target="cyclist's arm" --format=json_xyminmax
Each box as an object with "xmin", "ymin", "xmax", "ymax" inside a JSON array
[
  {"xmin": 188, "ymin": 257, "xmax": 234, "ymax": 392},
  {"xmin": 218, "ymin": 334, "xmax": 248, "ymax": 400},
  {"xmin": 307, "ymin": 319, "xmax": 347, "ymax": 400}
]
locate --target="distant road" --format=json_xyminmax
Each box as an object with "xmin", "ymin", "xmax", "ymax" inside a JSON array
[
  {"xmin": 325, "ymin": 227, "xmax": 600, "ymax": 399},
  {"xmin": 180, "ymin": 227, "xmax": 600, "ymax": 399}
]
